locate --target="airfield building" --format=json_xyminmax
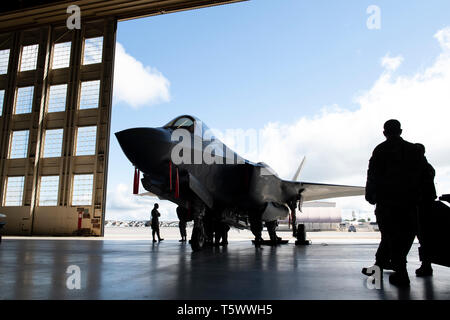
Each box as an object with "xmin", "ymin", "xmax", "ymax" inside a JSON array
[{"xmin": 279, "ymin": 201, "xmax": 342, "ymax": 231}]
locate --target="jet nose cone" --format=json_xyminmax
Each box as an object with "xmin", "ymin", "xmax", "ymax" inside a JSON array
[{"xmin": 115, "ymin": 127, "xmax": 171, "ymax": 171}]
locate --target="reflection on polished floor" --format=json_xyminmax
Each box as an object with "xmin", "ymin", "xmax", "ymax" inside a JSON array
[{"xmin": 0, "ymin": 239, "xmax": 449, "ymax": 300}]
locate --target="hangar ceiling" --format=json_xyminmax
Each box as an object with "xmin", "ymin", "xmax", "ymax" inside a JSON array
[{"xmin": 0, "ymin": 0, "xmax": 245, "ymax": 31}]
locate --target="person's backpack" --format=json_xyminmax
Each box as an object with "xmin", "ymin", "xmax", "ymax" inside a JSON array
[{"xmin": 425, "ymin": 197, "xmax": 450, "ymax": 267}]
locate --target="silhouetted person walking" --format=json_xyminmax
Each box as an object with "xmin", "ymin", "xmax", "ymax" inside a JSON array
[
  {"xmin": 415, "ymin": 143, "xmax": 437, "ymax": 277},
  {"xmin": 177, "ymin": 206, "xmax": 188, "ymax": 242},
  {"xmin": 364, "ymin": 119, "xmax": 426, "ymax": 286},
  {"xmin": 151, "ymin": 203, "xmax": 164, "ymax": 242}
]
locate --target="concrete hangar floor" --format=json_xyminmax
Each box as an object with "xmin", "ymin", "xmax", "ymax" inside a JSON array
[{"xmin": 0, "ymin": 231, "xmax": 449, "ymax": 300}]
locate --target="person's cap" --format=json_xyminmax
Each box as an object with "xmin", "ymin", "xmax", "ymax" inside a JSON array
[{"xmin": 383, "ymin": 119, "xmax": 402, "ymax": 135}]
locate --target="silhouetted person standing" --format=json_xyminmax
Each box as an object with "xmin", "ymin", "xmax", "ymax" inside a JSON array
[
  {"xmin": 221, "ymin": 224, "xmax": 230, "ymax": 246},
  {"xmin": 151, "ymin": 203, "xmax": 164, "ymax": 242},
  {"xmin": 265, "ymin": 221, "xmax": 281, "ymax": 245},
  {"xmin": 364, "ymin": 119, "xmax": 426, "ymax": 286},
  {"xmin": 415, "ymin": 143, "xmax": 437, "ymax": 277},
  {"xmin": 177, "ymin": 206, "xmax": 188, "ymax": 242},
  {"xmin": 214, "ymin": 221, "xmax": 230, "ymax": 246}
]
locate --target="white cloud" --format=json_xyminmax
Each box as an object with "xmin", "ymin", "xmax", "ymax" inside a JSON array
[
  {"xmin": 234, "ymin": 27, "xmax": 450, "ymax": 217},
  {"xmin": 106, "ymin": 183, "xmax": 178, "ymax": 221},
  {"xmin": 381, "ymin": 53, "xmax": 404, "ymax": 72},
  {"xmin": 435, "ymin": 26, "xmax": 450, "ymax": 51},
  {"xmin": 113, "ymin": 42, "xmax": 170, "ymax": 108}
]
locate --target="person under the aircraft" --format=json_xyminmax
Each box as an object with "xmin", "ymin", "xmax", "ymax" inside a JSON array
[
  {"xmin": 204, "ymin": 214, "xmax": 215, "ymax": 246},
  {"xmin": 250, "ymin": 217, "xmax": 264, "ymax": 248},
  {"xmin": 151, "ymin": 203, "xmax": 164, "ymax": 242},
  {"xmin": 415, "ymin": 143, "xmax": 437, "ymax": 277},
  {"xmin": 176, "ymin": 206, "xmax": 188, "ymax": 242},
  {"xmin": 265, "ymin": 220, "xmax": 281, "ymax": 245},
  {"xmin": 214, "ymin": 221, "xmax": 230, "ymax": 246},
  {"xmin": 363, "ymin": 119, "xmax": 427, "ymax": 286}
]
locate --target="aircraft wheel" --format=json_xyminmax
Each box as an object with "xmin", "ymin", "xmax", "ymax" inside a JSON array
[{"xmin": 191, "ymin": 227, "xmax": 205, "ymax": 252}]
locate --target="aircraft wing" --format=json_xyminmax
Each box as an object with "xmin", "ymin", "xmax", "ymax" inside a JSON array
[{"xmin": 300, "ymin": 182, "xmax": 365, "ymax": 202}]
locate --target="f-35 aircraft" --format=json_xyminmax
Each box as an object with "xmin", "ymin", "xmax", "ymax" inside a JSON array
[{"xmin": 116, "ymin": 115, "xmax": 364, "ymax": 251}]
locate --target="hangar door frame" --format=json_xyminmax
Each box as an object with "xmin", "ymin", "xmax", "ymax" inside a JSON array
[
  {"xmin": 0, "ymin": 0, "xmax": 244, "ymax": 236},
  {"xmin": 0, "ymin": 19, "xmax": 115, "ymax": 236}
]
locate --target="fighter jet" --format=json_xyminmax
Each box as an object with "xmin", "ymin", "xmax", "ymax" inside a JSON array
[{"xmin": 115, "ymin": 115, "xmax": 364, "ymax": 251}]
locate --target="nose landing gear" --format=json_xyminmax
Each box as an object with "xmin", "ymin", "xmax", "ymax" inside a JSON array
[{"xmin": 190, "ymin": 200, "xmax": 206, "ymax": 252}]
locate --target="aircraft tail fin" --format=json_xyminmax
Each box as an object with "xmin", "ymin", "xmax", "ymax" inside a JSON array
[{"xmin": 292, "ymin": 156, "xmax": 306, "ymax": 181}]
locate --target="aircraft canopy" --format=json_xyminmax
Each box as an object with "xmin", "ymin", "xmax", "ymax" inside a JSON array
[{"xmin": 164, "ymin": 115, "xmax": 212, "ymax": 137}]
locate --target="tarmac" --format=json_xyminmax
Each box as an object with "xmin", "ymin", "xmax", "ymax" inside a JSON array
[{"xmin": 0, "ymin": 228, "xmax": 449, "ymax": 300}]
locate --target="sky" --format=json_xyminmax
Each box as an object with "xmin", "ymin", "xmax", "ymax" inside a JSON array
[{"xmin": 106, "ymin": 0, "xmax": 450, "ymax": 221}]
